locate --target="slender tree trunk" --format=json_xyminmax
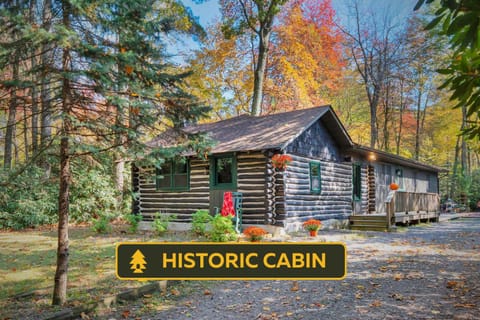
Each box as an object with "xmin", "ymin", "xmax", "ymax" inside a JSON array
[
  {"xmin": 394, "ymin": 80, "xmax": 403, "ymax": 155},
  {"xmin": 30, "ymin": 0, "xmax": 39, "ymax": 156},
  {"xmin": 460, "ymin": 105, "xmax": 468, "ymax": 176},
  {"xmin": 4, "ymin": 59, "xmax": 19, "ymax": 170},
  {"xmin": 414, "ymin": 86, "xmax": 423, "ymax": 160},
  {"xmin": 52, "ymin": 0, "xmax": 71, "ymax": 306},
  {"xmin": 451, "ymin": 135, "xmax": 461, "ymax": 199},
  {"xmin": 251, "ymin": 29, "xmax": 270, "ymax": 116},
  {"xmin": 382, "ymin": 80, "xmax": 391, "ymax": 152},
  {"xmin": 40, "ymin": 0, "xmax": 52, "ymax": 175},
  {"xmin": 23, "ymin": 104, "xmax": 29, "ymax": 161}
]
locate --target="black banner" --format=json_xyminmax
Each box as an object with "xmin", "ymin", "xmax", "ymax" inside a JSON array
[{"xmin": 116, "ymin": 242, "xmax": 346, "ymax": 280}]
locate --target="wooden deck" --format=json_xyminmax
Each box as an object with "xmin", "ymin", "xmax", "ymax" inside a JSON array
[
  {"xmin": 349, "ymin": 211, "xmax": 439, "ymax": 231},
  {"xmin": 349, "ymin": 191, "xmax": 440, "ymax": 231}
]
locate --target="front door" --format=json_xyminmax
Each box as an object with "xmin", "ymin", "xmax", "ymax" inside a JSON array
[
  {"xmin": 352, "ymin": 163, "xmax": 362, "ymax": 214},
  {"xmin": 209, "ymin": 155, "xmax": 237, "ymax": 215}
]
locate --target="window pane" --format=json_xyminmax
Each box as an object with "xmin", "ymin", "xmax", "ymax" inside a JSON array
[
  {"xmin": 310, "ymin": 165, "xmax": 319, "ymax": 177},
  {"xmin": 216, "ymin": 158, "xmax": 232, "ymax": 184},
  {"xmin": 174, "ymin": 174, "xmax": 188, "ymax": 188},
  {"xmin": 159, "ymin": 162, "xmax": 172, "ymax": 175},
  {"xmin": 174, "ymin": 161, "xmax": 187, "ymax": 174},
  {"xmin": 157, "ymin": 176, "xmax": 171, "ymax": 189},
  {"xmin": 311, "ymin": 177, "xmax": 320, "ymax": 190}
]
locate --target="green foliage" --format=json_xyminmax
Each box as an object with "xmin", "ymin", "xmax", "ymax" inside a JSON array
[
  {"xmin": 208, "ymin": 214, "xmax": 237, "ymax": 242},
  {"xmin": 91, "ymin": 216, "xmax": 111, "ymax": 234},
  {"xmin": 0, "ymin": 167, "xmax": 58, "ymax": 230},
  {"xmin": 125, "ymin": 213, "xmax": 142, "ymax": 233},
  {"xmin": 70, "ymin": 164, "xmax": 118, "ymax": 222},
  {"xmin": 0, "ymin": 162, "xmax": 124, "ymax": 230},
  {"xmin": 417, "ymin": 0, "xmax": 480, "ymax": 139},
  {"xmin": 191, "ymin": 209, "xmax": 212, "ymax": 235},
  {"xmin": 152, "ymin": 213, "xmax": 176, "ymax": 235},
  {"xmin": 468, "ymin": 169, "xmax": 480, "ymax": 210}
]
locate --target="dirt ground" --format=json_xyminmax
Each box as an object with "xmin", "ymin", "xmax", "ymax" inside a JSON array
[{"xmin": 97, "ymin": 214, "xmax": 480, "ymax": 320}]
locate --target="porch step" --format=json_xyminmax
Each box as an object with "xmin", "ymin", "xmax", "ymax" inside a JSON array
[
  {"xmin": 349, "ymin": 225, "xmax": 389, "ymax": 232},
  {"xmin": 348, "ymin": 215, "xmax": 389, "ymax": 231}
]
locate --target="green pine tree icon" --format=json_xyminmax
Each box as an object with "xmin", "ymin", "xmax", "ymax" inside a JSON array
[{"xmin": 130, "ymin": 249, "xmax": 147, "ymax": 273}]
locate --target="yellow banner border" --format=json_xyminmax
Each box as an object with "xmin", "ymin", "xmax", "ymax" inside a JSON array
[{"xmin": 116, "ymin": 241, "xmax": 347, "ymax": 281}]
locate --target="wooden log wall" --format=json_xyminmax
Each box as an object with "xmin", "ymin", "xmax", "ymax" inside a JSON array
[
  {"xmin": 136, "ymin": 159, "xmax": 210, "ymax": 221},
  {"xmin": 282, "ymin": 154, "xmax": 354, "ymax": 224},
  {"xmin": 135, "ymin": 152, "xmax": 269, "ymax": 224},
  {"xmin": 237, "ymin": 152, "xmax": 268, "ymax": 225}
]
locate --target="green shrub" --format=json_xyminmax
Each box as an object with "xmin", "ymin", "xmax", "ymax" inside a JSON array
[
  {"xmin": 125, "ymin": 213, "xmax": 142, "ymax": 233},
  {"xmin": 92, "ymin": 216, "xmax": 111, "ymax": 233},
  {"xmin": 70, "ymin": 166, "xmax": 118, "ymax": 222},
  {"xmin": 152, "ymin": 213, "xmax": 176, "ymax": 235},
  {"xmin": 0, "ymin": 166, "xmax": 58, "ymax": 230},
  {"xmin": 208, "ymin": 214, "xmax": 237, "ymax": 242},
  {"xmin": 191, "ymin": 209, "xmax": 212, "ymax": 235}
]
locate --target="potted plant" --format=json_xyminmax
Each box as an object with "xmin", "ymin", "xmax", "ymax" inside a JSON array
[
  {"xmin": 389, "ymin": 182, "xmax": 399, "ymax": 190},
  {"xmin": 243, "ymin": 226, "xmax": 268, "ymax": 242},
  {"xmin": 271, "ymin": 154, "xmax": 293, "ymax": 170},
  {"xmin": 302, "ymin": 219, "xmax": 322, "ymax": 236}
]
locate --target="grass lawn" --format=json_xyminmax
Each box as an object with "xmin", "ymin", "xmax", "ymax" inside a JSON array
[{"xmin": 0, "ymin": 224, "xmax": 202, "ymax": 319}]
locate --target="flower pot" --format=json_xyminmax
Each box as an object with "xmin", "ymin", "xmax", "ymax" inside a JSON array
[
  {"xmin": 309, "ymin": 230, "xmax": 318, "ymax": 237},
  {"xmin": 249, "ymin": 236, "xmax": 263, "ymax": 242}
]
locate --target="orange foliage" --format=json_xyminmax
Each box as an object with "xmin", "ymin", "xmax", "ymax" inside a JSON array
[{"xmin": 265, "ymin": 0, "xmax": 345, "ymax": 112}]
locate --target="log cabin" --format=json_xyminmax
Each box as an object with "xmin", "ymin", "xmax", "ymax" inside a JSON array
[{"xmin": 132, "ymin": 106, "xmax": 443, "ymax": 232}]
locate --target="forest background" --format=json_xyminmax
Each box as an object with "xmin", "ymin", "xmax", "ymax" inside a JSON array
[
  {"xmin": 1, "ymin": 0, "xmax": 479, "ymax": 229},
  {"xmin": 0, "ymin": 0, "xmax": 479, "ymax": 306}
]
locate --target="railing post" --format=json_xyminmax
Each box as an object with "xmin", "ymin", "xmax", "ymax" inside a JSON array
[{"xmin": 385, "ymin": 190, "xmax": 396, "ymax": 230}]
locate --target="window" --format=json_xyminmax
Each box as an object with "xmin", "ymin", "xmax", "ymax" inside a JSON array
[
  {"xmin": 156, "ymin": 159, "xmax": 189, "ymax": 191},
  {"xmin": 395, "ymin": 168, "xmax": 404, "ymax": 190},
  {"xmin": 428, "ymin": 174, "xmax": 437, "ymax": 193},
  {"xmin": 211, "ymin": 155, "xmax": 236, "ymax": 189},
  {"xmin": 309, "ymin": 162, "xmax": 321, "ymax": 194},
  {"xmin": 352, "ymin": 163, "xmax": 362, "ymax": 201}
]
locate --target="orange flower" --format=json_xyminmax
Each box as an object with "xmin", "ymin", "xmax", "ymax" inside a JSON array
[
  {"xmin": 243, "ymin": 226, "xmax": 268, "ymax": 241},
  {"xmin": 302, "ymin": 219, "xmax": 322, "ymax": 231},
  {"xmin": 272, "ymin": 154, "xmax": 293, "ymax": 170}
]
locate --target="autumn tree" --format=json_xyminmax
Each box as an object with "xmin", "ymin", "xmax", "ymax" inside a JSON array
[
  {"xmin": 220, "ymin": 0, "xmax": 288, "ymax": 116},
  {"xmin": 187, "ymin": 23, "xmax": 254, "ymax": 118},
  {"xmin": 340, "ymin": 0, "xmax": 405, "ymax": 149},
  {"xmin": 265, "ymin": 0, "xmax": 345, "ymax": 112},
  {"xmin": 1, "ymin": 0, "xmax": 209, "ymax": 305}
]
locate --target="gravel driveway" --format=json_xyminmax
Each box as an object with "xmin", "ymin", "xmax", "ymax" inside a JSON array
[{"xmin": 101, "ymin": 214, "xmax": 480, "ymax": 320}]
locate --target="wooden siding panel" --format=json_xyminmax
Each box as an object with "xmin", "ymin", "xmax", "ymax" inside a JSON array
[
  {"xmin": 283, "ymin": 154, "xmax": 353, "ymax": 223},
  {"xmin": 237, "ymin": 152, "xmax": 268, "ymax": 224}
]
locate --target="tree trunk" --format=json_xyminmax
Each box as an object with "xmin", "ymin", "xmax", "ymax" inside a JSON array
[
  {"xmin": 250, "ymin": 29, "xmax": 270, "ymax": 116},
  {"xmin": 52, "ymin": 134, "xmax": 70, "ymax": 306},
  {"xmin": 4, "ymin": 57, "xmax": 19, "ymax": 169},
  {"xmin": 40, "ymin": 0, "xmax": 52, "ymax": 175},
  {"xmin": 460, "ymin": 105, "xmax": 468, "ymax": 176},
  {"xmin": 30, "ymin": 0, "xmax": 39, "ymax": 156},
  {"xmin": 52, "ymin": 0, "xmax": 71, "ymax": 306}
]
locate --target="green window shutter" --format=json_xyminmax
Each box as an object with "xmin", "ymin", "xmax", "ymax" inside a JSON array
[
  {"xmin": 309, "ymin": 161, "xmax": 321, "ymax": 194},
  {"xmin": 211, "ymin": 155, "xmax": 237, "ymax": 190},
  {"xmin": 353, "ymin": 163, "xmax": 362, "ymax": 201}
]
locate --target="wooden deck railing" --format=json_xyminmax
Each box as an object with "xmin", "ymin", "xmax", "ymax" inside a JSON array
[{"xmin": 394, "ymin": 191, "xmax": 440, "ymax": 213}]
